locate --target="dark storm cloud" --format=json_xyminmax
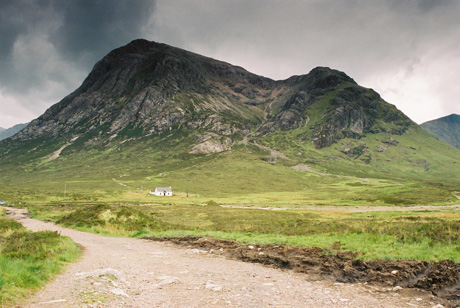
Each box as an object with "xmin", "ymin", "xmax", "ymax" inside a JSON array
[
  {"xmin": 0, "ymin": 0, "xmax": 155, "ymax": 93},
  {"xmin": 0, "ymin": 0, "xmax": 27, "ymax": 61}
]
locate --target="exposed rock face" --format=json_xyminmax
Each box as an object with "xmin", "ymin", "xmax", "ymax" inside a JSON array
[
  {"xmin": 7, "ymin": 39, "xmax": 414, "ymax": 153},
  {"xmin": 189, "ymin": 138, "xmax": 233, "ymax": 154}
]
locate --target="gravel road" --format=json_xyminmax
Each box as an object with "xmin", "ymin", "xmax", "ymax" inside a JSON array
[{"xmin": 5, "ymin": 207, "xmax": 439, "ymax": 308}]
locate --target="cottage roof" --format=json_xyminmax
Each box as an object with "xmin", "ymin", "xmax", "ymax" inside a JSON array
[{"xmin": 155, "ymin": 187, "xmax": 172, "ymax": 192}]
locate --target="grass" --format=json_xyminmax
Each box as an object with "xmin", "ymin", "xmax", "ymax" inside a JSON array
[
  {"xmin": 1, "ymin": 141, "xmax": 458, "ymax": 209},
  {"xmin": 0, "ymin": 207, "xmax": 81, "ymax": 306},
  {"xmin": 27, "ymin": 202, "xmax": 460, "ymax": 262}
]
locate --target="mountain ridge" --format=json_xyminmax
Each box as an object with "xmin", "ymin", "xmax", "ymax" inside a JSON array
[
  {"xmin": 421, "ymin": 114, "xmax": 460, "ymax": 150},
  {"xmin": 7, "ymin": 39, "xmax": 413, "ymax": 152}
]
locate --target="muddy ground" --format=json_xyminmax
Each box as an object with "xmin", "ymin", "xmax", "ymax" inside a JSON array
[{"xmin": 148, "ymin": 236, "xmax": 460, "ymax": 308}]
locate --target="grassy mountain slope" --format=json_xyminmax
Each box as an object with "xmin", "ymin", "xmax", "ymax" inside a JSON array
[{"xmin": 1, "ymin": 123, "xmax": 459, "ymax": 206}]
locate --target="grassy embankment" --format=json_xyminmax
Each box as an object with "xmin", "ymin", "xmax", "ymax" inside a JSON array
[
  {"xmin": 0, "ymin": 207, "xmax": 80, "ymax": 306},
  {"xmin": 28, "ymin": 202, "xmax": 460, "ymax": 262}
]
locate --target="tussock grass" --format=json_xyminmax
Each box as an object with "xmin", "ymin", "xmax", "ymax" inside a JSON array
[
  {"xmin": 55, "ymin": 204, "xmax": 171, "ymax": 236},
  {"xmin": 0, "ymin": 216, "xmax": 80, "ymax": 306}
]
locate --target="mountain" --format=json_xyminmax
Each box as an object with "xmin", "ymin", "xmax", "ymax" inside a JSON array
[
  {"xmin": 1, "ymin": 39, "xmax": 459, "ymax": 206},
  {"xmin": 6, "ymin": 39, "xmax": 413, "ymax": 151},
  {"xmin": 0, "ymin": 123, "xmax": 28, "ymax": 141},
  {"xmin": 421, "ymin": 114, "xmax": 460, "ymax": 150}
]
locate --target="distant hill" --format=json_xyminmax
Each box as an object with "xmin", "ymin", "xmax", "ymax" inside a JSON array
[
  {"xmin": 421, "ymin": 114, "xmax": 460, "ymax": 150},
  {"xmin": 1, "ymin": 39, "xmax": 460, "ymax": 206},
  {"xmin": 0, "ymin": 123, "xmax": 28, "ymax": 141}
]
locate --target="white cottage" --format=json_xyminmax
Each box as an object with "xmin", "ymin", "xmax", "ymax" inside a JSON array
[{"xmin": 150, "ymin": 187, "xmax": 173, "ymax": 197}]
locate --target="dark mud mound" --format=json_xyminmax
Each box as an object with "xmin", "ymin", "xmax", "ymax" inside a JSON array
[{"xmin": 149, "ymin": 236, "xmax": 460, "ymax": 307}]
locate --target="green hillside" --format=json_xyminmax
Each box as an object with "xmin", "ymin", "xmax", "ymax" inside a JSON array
[{"xmin": 1, "ymin": 120, "xmax": 459, "ymax": 207}]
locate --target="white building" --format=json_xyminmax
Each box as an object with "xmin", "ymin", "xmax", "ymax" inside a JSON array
[{"xmin": 150, "ymin": 187, "xmax": 173, "ymax": 197}]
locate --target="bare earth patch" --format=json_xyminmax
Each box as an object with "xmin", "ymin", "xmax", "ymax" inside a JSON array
[
  {"xmin": 291, "ymin": 163, "xmax": 330, "ymax": 176},
  {"xmin": 152, "ymin": 236, "xmax": 460, "ymax": 308},
  {"xmin": 220, "ymin": 204, "xmax": 460, "ymax": 213},
  {"xmin": 4, "ymin": 207, "xmax": 453, "ymax": 308}
]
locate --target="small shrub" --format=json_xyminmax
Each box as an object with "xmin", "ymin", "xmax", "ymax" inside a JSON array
[
  {"xmin": 57, "ymin": 205, "xmax": 170, "ymax": 232},
  {"xmin": 0, "ymin": 218, "xmax": 23, "ymax": 232},
  {"xmin": 111, "ymin": 206, "xmax": 170, "ymax": 231},
  {"xmin": 206, "ymin": 200, "xmax": 219, "ymax": 207},
  {"xmin": 56, "ymin": 204, "xmax": 111, "ymax": 227}
]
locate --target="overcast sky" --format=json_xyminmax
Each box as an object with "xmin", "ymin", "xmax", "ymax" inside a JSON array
[{"xmin": 1, "ymin": 0, "xmax": 459, "ymax": 128}]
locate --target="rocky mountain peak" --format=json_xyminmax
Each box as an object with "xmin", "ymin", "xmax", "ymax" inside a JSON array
[
  {"xmin": 305, "ymin": 66, "xmax": 356, "ymax": 89},
  {"xmin": 8, "ymin": 39, "xmax": 414, "ymax": 154}
]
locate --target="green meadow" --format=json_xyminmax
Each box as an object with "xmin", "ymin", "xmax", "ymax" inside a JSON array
[{"xmin": 25, "ymin": 202, "xmax": 460, "ymax": 263}]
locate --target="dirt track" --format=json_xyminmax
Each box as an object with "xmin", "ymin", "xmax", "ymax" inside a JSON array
[
  {"xmin": 220, "ymin": 204, "xmax": 460, "ymax": 212},
  {"xmin": 155, "ymin": 236, "xmax": 460, "ymax": 307},
  {"xmin": 4, "ymin": 207, "xmax": 447, "ymax": 307}
]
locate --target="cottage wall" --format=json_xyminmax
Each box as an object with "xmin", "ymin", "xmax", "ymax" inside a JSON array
[{"xmin": 151, "ymin": 187, "xmax": 173, "ymax": 197}]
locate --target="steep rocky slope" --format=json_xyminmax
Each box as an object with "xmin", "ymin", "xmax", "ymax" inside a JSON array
[
  {"xmin": 11, "ymin": 40, "xmax": 272, "ymax": 145},
  {"xmin": 4, "ymin": 39, "xmax": 412, "ymax": 154}
]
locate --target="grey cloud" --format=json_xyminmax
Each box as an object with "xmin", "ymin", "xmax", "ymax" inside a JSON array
[
  {"xmin": 0, "ymin": 0, "xmax": 54, "ymax": 62},
  {"xmin": 51, "ymin": 0, "xmax": 156, "ymax": 66},
  {"xmin": 417, "ymin": 0, "xmax": 456, "ymax": 12},
  {"xmin": 0, "ymin": 1, "xmax": 25, "ymax": 61}
]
